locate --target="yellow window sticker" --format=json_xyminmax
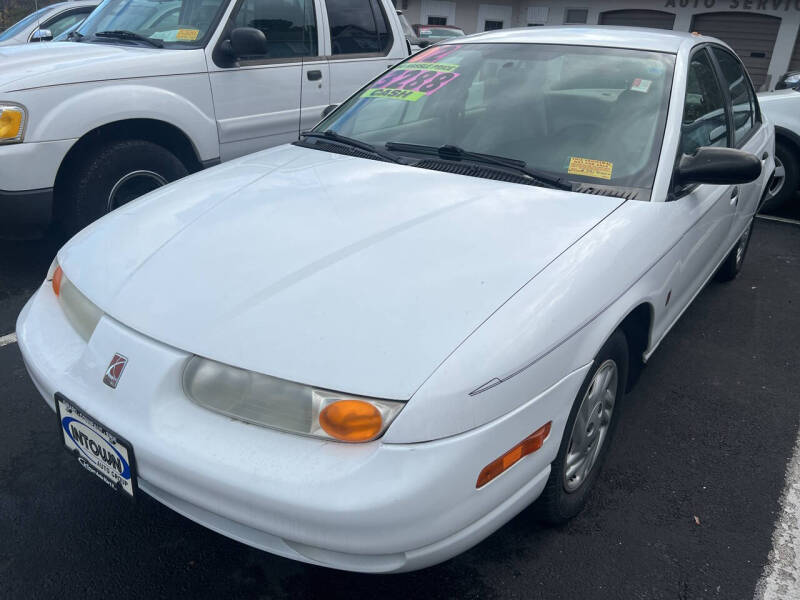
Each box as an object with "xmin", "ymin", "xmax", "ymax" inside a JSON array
[
  {"xmin": 176, "ymin": 29, "xmax": 200, "ymax": 41},
  {"xmin": 568, "ymin": 157, "xmax": 613, "ymax": 180}
]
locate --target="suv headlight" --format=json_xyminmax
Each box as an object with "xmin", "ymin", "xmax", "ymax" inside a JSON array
[
  {"xmin": 0, "ymin": 103, "xmax": 26, "ymax": 144},
  {"xmin": 183, "ymin": 356, "xmax": 406, "ymax": 442}
]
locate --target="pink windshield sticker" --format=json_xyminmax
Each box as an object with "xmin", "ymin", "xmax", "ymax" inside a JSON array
[
  {"xmin": 408, "ymin": 44, "xmax": 462, "ymax": 63},
  {"xmin": 363, "ymin": 70, "xmax": 460, "ymax": 101}
]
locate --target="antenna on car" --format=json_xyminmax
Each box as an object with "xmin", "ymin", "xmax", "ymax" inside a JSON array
[{"xmin": 34, "ymin": 0, "xmax": 41, "ymax": 36}]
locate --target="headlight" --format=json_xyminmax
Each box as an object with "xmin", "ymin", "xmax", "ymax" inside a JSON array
[
  {"xmin": 183, "ymin": 356, "xmax": 405, "ymax": 442},
  {"xmin": 0, "ymin": 103, "xmax": 26, "ymax": 144},
  {"xmin": 48, "ymin": 260, "xmax": 103, "ymax": 341}
]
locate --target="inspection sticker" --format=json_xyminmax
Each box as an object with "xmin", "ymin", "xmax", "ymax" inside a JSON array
[
  {"xmin": 630, "ymin": 78, "xmax": 652, "ymax": 93},
  {"xmin": 176, "ymin": 28, "xmax": 200, "ymax": 41},
  {"xmin": 568, "ymin": 157, "xmax": 613, "ymax": 180}
]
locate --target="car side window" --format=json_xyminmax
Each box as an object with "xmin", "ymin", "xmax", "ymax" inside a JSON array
[
  {"xmin": 680, "ymin": 49, "xmax": 728, "ymax": 156},
  {"xmin": 43, "ymin": 9, "xmax": 93, "ymax": 38},
  {"xmin": 712, "ymin": 47, "xmax": 757, "ymax": 146},
  {"xmin": 326, "ymin": 0, "xmax": 392, "ymax": 55},
  {"xmin": 232, "ymin": 0, "xmax": 317, "ymax": 60}
]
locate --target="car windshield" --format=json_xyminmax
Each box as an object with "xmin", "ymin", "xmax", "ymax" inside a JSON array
[
  {"xmin": 419, "ymin": 27, "xmax": 462, "ymax": 38},
  {"xmin": 78, "ymin": 0, "xmax": 227, "ymax": 47},
  {"xmin": 0, "ymin": 6, "xmax": 51, "ymax": 41},
  {"xmin": 316, "ymin": 43, "xmax": 675, "ymax": 194}
]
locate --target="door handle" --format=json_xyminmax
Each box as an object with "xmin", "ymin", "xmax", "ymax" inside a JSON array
[
  {"xmin": 306, "ymin": 70, "xmax": 322, "ymax": 81},
  {"xmin": 730, "ymin": 186, "xmax": 739, "ymax": 205}
]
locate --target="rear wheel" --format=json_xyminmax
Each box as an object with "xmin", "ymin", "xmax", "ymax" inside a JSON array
[
  {"xmin": 61, "ymin": 139, "xmax": 187, "ymax": 234},
  {"xmin": 535, "ymin": 329, "xmax": 628, "ymax": 524}
]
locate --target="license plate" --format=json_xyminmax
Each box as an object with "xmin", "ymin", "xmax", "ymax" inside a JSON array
[{"xmin": 56, "ymin": 393, "xmax": 137, "ymax": 498}]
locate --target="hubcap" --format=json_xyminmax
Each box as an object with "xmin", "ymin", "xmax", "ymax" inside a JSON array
[
  {"xmin": 735, "ymin": 224, "xmax": 752, "ymax": 267},
  {"xmin": 107, "ymin": 170, "xmax": 168, "ymax": 212},
  {"xmin": 767, "ymin": 157, "xmax": 786, "ymax": 199},
  {"xmin": 564, "ymin": 360, "xmax": 618, "ymax": 492}
]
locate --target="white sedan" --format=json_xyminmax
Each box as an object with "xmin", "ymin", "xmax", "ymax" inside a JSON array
[{"xmin": 17, "ymin": 27, "xmax": 773, "ymax": 573}]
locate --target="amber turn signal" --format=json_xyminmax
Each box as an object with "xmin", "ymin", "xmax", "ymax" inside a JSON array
[
  {"xmin": 52, "ymin": 265, "xmax": 63, "ymax": 296},
  {"xmin": 319, "ymin": 399, "xmax": 383, "ymax": 442},
  {"xmin": 476, "ymin": 421, "xmax": 552, "ymax": 488}
]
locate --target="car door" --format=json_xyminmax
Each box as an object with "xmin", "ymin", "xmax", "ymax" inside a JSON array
[
  {"xmin": 207, "ymin": 0, "xmax": 320, "ymax": 161},
  {"xmin": 323, "ymin": 0, "xmax": 404, "ymax": 106},
  {"xmin": 710, "ymin": 46, "xmax": 772, "ymax": 239},
  {"xmin": 665, "ymin": 47, "xmax": 738, "ymax": 322},
  {"xmin": 300, "ymin": 0, "xmax": 331, "ymax": 132}
]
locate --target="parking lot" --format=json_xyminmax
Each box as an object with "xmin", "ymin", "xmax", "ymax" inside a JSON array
[{"xmin": 0, "ymin": 211, "xmax": 797, "ymax": 599}]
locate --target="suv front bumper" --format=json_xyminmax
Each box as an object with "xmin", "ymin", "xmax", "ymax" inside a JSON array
[{"xmin": 0, "ymin": 139, "xmax": 75, "ymax": 228}]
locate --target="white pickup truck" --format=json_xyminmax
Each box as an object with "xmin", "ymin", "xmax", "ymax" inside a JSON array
[
  {"xmin": 758, "ymin": 88, "xmax": 800, "ymax": 212},
  {"xmin": 0, "ymin": 0, "xmax": 408, "ymax": 232}
]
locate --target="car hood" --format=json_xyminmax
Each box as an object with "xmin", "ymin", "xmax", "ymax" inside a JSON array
[
  {"xmin": 59, "ymin": 145, "xmax": 624, "ymax": 400},
  {"xmin": 0, "ymin": 43, "xmax": 205, "ymax": 92}
]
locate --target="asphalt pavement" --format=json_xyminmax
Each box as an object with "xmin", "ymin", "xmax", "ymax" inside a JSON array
[{"xmin": 1, "ymin": 216, "xmax": 798, "ymax": 600}]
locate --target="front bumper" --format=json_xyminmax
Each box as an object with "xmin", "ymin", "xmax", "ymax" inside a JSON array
[{"xmin": 17, "ymin": 284, "xmax": 586, "ymax": 572}]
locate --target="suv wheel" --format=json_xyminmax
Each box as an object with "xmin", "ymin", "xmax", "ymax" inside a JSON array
[
  {"xmin": 761, "ymin": 140, "xmax": 798, "ymax": 213},
  {"xmin": 62, "ymin": 139, "xmax": 187, "ymax": 233}
]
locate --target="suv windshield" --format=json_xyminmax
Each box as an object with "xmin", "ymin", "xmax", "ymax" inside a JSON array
[
  {"xmin": 418, "ymin": 27, "xmax": 463, "ymax": 38},
  {"xmin": 0, "ymin": 6, "xmax": 50, "ymax": 42},
  {"xmin": 317, "ymin": 43, "xmax": 675, "ymax": 194},
  {"xmin": 78, "ymin": 0, "xmax": 227, "ymax": 47}
]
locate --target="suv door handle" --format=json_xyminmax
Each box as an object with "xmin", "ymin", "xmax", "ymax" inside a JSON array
[
  {"xmin": 730, "ymin": 186, "xmax": 739, "ymax": 205},
  {"xmin": 307, "ymin": 70, "xmax": 322, "ymax": 81}
]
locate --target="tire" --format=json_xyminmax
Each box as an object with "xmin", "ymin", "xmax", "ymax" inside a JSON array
[
  {"xmin": 716, "ymin": 218, "xmax": 754, "ymax": 282},
  {"xmin": 535, "ymin": 329, "xmax": 629, "ymax": 525},
  {"xmin": 760, "ymin": 140, "xmax": 799, "ymax": 213},
  {"xmin": 61, "ymin": 139, "xmax": 188, "ymax": 234}
]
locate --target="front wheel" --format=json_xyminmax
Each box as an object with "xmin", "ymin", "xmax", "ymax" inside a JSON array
[
  {"xmin": 535, "ymin": 329, "xmax": 628, "ymax": 525},
  {"xmin": 62, "ymin": 139, "xmax": 188, "ymax": 233}
]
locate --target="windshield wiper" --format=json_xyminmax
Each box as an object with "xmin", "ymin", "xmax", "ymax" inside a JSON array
[
  {"xmin": 385, "ymin": 142, "xmax": 571, "ymax": 190},
  {"xmin": 93, "ymin": 30, "xmax": 163, "ymax": 48},
  {"xmin": 66, "ymin": 30, "xmax": 84, "ymax": 41},
  {"xmin": 299, "ymin": 130, "xmax": 404, "ymax": 164}
]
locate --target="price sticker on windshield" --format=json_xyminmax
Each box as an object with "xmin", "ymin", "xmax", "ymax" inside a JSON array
[{"xmin": 363, "ymin": 69, "xmax": 460, "ymax": 101}]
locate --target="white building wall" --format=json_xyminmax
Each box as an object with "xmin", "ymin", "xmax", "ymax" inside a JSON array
[{"xmin": 397, "ymin": 0, "xmax": 800, "ymax": 87}]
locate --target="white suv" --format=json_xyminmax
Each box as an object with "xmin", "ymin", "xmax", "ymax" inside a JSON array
[
  {"xmin": 0, "ymin": 0, "xmax": 408, "ymax": 232},
  {"xmin": 758, "ymin": 88, "xmax": 800, "ymax": 212}
]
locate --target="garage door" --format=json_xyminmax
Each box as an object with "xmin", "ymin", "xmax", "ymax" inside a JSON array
[
  {"xmin": 789, "ymin": 28, "xmax": 800, "ymax": 72},
  {"xmin": 691, "ymin": 12, "xmax": 781, "ymax": 89},
  {"xmin": 599, "ymin": 10, "xmax": 676, "ymax": 29}
]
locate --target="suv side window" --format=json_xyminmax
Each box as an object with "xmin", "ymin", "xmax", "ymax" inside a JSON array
[
  {"xmin": 232, "ymin": 0, "xmax": 317, "ymax": 60},
  {"xmin": 712, "ymin": 47, "xmax": 758, "ymax": 146},
  {"xmin": 681, "ymin": 49, "xmax": 728, "ymax": 155},
  {"xmin": 326, "ymin": 0, "xmax": 392, "ymax": 55}
]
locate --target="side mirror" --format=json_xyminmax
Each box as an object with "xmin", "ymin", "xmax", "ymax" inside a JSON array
[
  {"xmin": 417, "ymin": 40, "xmax": 431, "ymax": 48},
  {"xmin": 675, "ymin": 147, "xmax": 761, "ymax": 186},
  {"xmin": 31, "ymin": 29, "xmax": 53, "ymax": 42},
  {"xmin": 223, "ymin": 27, "xmax": 266, "ymax": 58}
]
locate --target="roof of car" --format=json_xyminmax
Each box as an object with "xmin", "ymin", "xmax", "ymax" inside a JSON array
[{"xmin": 456, "ymin": 26, "xmax": 720, "ymax": 54}]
